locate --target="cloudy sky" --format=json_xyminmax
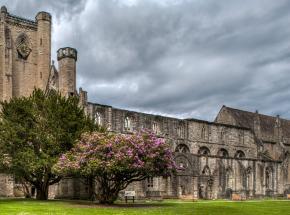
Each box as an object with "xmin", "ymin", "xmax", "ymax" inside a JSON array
[{"xmin": 2, "ymin": 0, "xmax": 290, "ymax": 120}]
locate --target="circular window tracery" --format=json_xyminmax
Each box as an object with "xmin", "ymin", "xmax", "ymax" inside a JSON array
[
  {"xmin": 175, "ymin": 144, "xmax": 190, "ymax": 153},
  {"xmin": 16, "ymin": 33, "xmax": 31, "ymax": 60}
]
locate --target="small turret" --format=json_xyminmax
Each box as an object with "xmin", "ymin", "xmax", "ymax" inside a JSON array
[
  {"xmin": 1, "ymin": 6, "xmax": 7, "ymax": 14},
  {"xmin": 79, "ymin": 87, "xmax": 88, "ymax": 106},
  {"xmin": 0, "ymin": 6, "xmax": 8, "ymax": 22},
  {"xmin": 57, "ymin": 47, "xmax": 77, "ymax": 97}
]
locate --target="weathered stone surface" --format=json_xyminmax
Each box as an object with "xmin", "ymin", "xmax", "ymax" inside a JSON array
[
  {"xmin": 0, "ymin": 6, "xmax": 289, "ymax": 200},
  {"xmin": 80, "ymin": 102, "xmax": 289, "ymax": 200}
]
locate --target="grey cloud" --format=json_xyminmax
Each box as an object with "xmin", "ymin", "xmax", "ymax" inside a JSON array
[
  {"xmin": 1, "ymin": 0, "xmax": 290, "ymax": 121},
  {"xmin": 1, "ymin": 0, "xmax": 86, "ymax": 19}
]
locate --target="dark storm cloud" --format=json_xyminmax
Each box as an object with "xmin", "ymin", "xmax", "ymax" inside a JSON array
[
  {"xmin": 2, "ymin": 0, "xmax": 290, "ymax": 120},
  {"xmin": 1, "ymin": 0, "xmax": 85, "ymax": 19}
]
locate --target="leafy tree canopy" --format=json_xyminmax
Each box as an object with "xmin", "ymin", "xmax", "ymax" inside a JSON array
[{"xmin": 0, "ymin": 89, "xmax": 96, "ymax": 200}]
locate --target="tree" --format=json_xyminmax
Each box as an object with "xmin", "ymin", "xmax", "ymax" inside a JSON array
[
  {"xmin": 0, "ymin": 89, "xmax": 96, "ymax": 200},
  {"xmin": 54, "ymin": 130, "xmax": 176, "ymax": 204}
]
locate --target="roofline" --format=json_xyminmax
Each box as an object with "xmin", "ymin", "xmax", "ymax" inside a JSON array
[
  {"xmin": 214, "ymin": 105, "xmax": 227, "ymax": 122},
  {"xmin": 88, "ymin": 102, "xmax": 189, "ymax": 121},
  {"xmin": 225, "ymin": 106, "xmax": 290, "ymax": 121},
  {"xmin": 186, "ymin": 118, "xmax": 252, "ymax": 131},
  {"xmin": 87, "ymin": 102, "xmax": 112, "ymax": 109},
  {"xmin": 88, "ymin": 102, "xmax": 253, "ymax": 131}
]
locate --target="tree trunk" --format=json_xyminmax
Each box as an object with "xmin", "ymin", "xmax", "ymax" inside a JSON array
[
  {"xmin": 96, "ymin": 178, "xmax": 120, "ymax": 204},
  {"xmin": 21, "ymin": 181, "xmax": 32, "ymax": 198},
  {"xmin": 98, "ymin": 192, "xmax": 119, "ymax": 204},
  {"xmin": 36, "ymin": 185, "xmax": 49, "ymax": 200}
]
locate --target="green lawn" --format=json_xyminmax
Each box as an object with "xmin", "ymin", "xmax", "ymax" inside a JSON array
[{"xmin": 0, "ymin": 199, "xmax": 290, "ymax": 215}]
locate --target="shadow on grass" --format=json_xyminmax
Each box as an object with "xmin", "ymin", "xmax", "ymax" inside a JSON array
[
  {"xmin": 0, "ymin": 198, "xmax": 173, "ymax": 209},
  {"xmin": 61, "ymin": 199, "xmax": 174, "ymax": 208}
]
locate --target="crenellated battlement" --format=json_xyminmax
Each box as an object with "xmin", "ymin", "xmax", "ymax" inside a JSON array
[
  {"xmin": 1, "ymin": 6, "xmax": 41, "ymax": 30},
  {"xmin": 35, "ymin": 11, "xmax": 51, "ymax": 22},
  {"xmin": 8, "ymin": 13, "xmax": 37, "ymax": 26},
  {"xmin": 57, "ymin": 47, "xmax": 77, "ymax": 61},
  {"xmin": 57, "ymin": 47, "xmax": 77, "ymax": 97},
  {"xmin": 1, "ymin": 6, "xmax": 51, "ymax": 31}
]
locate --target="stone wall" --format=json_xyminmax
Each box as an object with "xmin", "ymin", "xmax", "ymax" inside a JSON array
[
  {"xmin": 0, "ymin": 174, "xmax": 14, "ymax": 197},
  {"xmin": 51, "ymin": 102, "xmax": 287, "ymax": 200},
  {"xmin": 0, "ymin": 7, "xmax": 51, "ymax": 100}
]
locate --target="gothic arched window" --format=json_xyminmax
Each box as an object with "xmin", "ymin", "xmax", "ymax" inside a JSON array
[
  {"xmin": 198, "ymin": 146, "xmax": 210, "ymax": 156},
  {"xmin": 226, "ymin": 168, "xmax": 233, "ymax": 188},
  {"xmin": 235, "ymin": 150, "xmax": 245, "ymax": 158},
  {"xmin": 147, "ymin": 177, "xmax": 154, "ymax": 188},
  {"xmin": 246, "ymin": 167, "xmax": 252, "ymax": 190},
  {"xmin": 175, "ymin": 156, "xmax": 190, "ymax": 171},
  {"xmin": 175, "ymin": 144, "xmax": 190, "ymax": 153},
  {"xmin": 124, "ymin": 116, "xmax": 132, "ymax": 131},
  {"xmin": 201, "ymin": 126, "xmax": 206, "ymax": 139},
  {"xmin": 177, "ymin": 123, "xmax": 185, "ymax": 138},
  {"xmin": 152, "ymin": 122, "xmax": 159, "ymax": 134},
  {"xmin": 265, "ymin": 167, "xmax": 273, "ymax": 189},
  {"xmin": 202, "ymin": 166, "xmax": 211, "ymax": 176},
  {"xmin": 94, "ymin": 112, "xmax": 102, "ymax": 126},
  {"xmin": 220, "ymin": 128, "xmax": 226, "ymax": 142},
  {"xmin": 218, "ymin": 148, "xmax": 229, "ymax": 158},
  {"xmin": 238, "ymin": 131, "xmax": 244, "ymax": 144}
]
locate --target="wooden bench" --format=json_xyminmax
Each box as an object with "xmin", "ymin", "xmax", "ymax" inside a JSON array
[
  {"xmin": 232, "ymin": 194, "xmax": 242, "ymax": 201},
  {"xmin": 180, "ymin": 195, "xmax": 196, "ymax": 201}
]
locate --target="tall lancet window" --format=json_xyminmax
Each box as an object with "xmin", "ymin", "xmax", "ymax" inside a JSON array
[
  {"xmin": 124, "ymin": 116, "xmax": 132, "ymax": 131},
  {"xmin": 201, "ymin": 126, "xmax": 206, "ymax": 139},
  {"xmin": 265, "ymin": 167, "xmax": 273, "ymax": 189},
  {"xmin": 94, "ymin": 112, "xmax": 102, "ymax": 126},
  {"xmin": 152, "ymin": 122, "xmax": 159, "ymax": 134}
]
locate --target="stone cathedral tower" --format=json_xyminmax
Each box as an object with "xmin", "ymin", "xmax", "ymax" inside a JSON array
[
  {"xmin": 0, "ymin": 6, "xmax": 81, "ymax": 196},
  {"xmin": 0, "ymin": 6, "xmax": 79, "ymax": 101},
  {"xmin": 0, "ymin": 6, "xmax": 51, "ymax": 100}
]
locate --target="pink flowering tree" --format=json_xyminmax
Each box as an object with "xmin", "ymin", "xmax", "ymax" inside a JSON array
[{"xmin": 54, "ymin": 130, "xmax": 176, "ymax": 204}]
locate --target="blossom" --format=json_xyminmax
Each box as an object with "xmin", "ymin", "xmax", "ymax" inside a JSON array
[{"xmin": 54, "ymin": 130, "xmax": 176, "ymax": 179}]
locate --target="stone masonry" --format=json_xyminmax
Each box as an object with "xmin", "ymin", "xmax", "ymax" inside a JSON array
[{"xmin": 0, "ymin": 6, "xmax": 290, "ymax": 200}]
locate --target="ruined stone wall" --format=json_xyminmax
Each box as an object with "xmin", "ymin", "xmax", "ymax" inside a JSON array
[
  {"xmin": 57, "ymin": 102, "xmax": 283, "ymax": 200},
  {"xmin": 187, "ymin": 120, "xmax": 257, "ymax": 158},
  {"xmin": 88, "ymin": 102, "xmax": 185, "ymax": 141},
  {"xmin": 53, "ymin": 177, "xmax": 91, "ymax": 200},
  {"xmin": 0, "ymin": 174, "xmax": 14, "ymax": 197}
]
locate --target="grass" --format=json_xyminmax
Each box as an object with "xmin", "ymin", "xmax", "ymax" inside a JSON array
[{"xmin": 0, "ymin": 199, "xmax": 290, "ymax": 215}]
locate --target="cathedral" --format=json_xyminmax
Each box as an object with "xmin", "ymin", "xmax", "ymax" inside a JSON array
[{"xmin": 0, "ymin": 6, "xmax": 289, "ymax": 200}]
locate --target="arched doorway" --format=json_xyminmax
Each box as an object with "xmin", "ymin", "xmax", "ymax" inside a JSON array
[
  {"xmin": 265, "ymin": 166, "xmax": 273, "ymax": 196},
  {"xmin": 174, "ymin": 155, "xmax": 192, "ymax": 198},
  {"xmin": 198, "ymin": 165, "xmax": 213, "ymax": 199},
  {"xmin": 225, "ymin": 168, "xmax": 233, "ymax": 199}
]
